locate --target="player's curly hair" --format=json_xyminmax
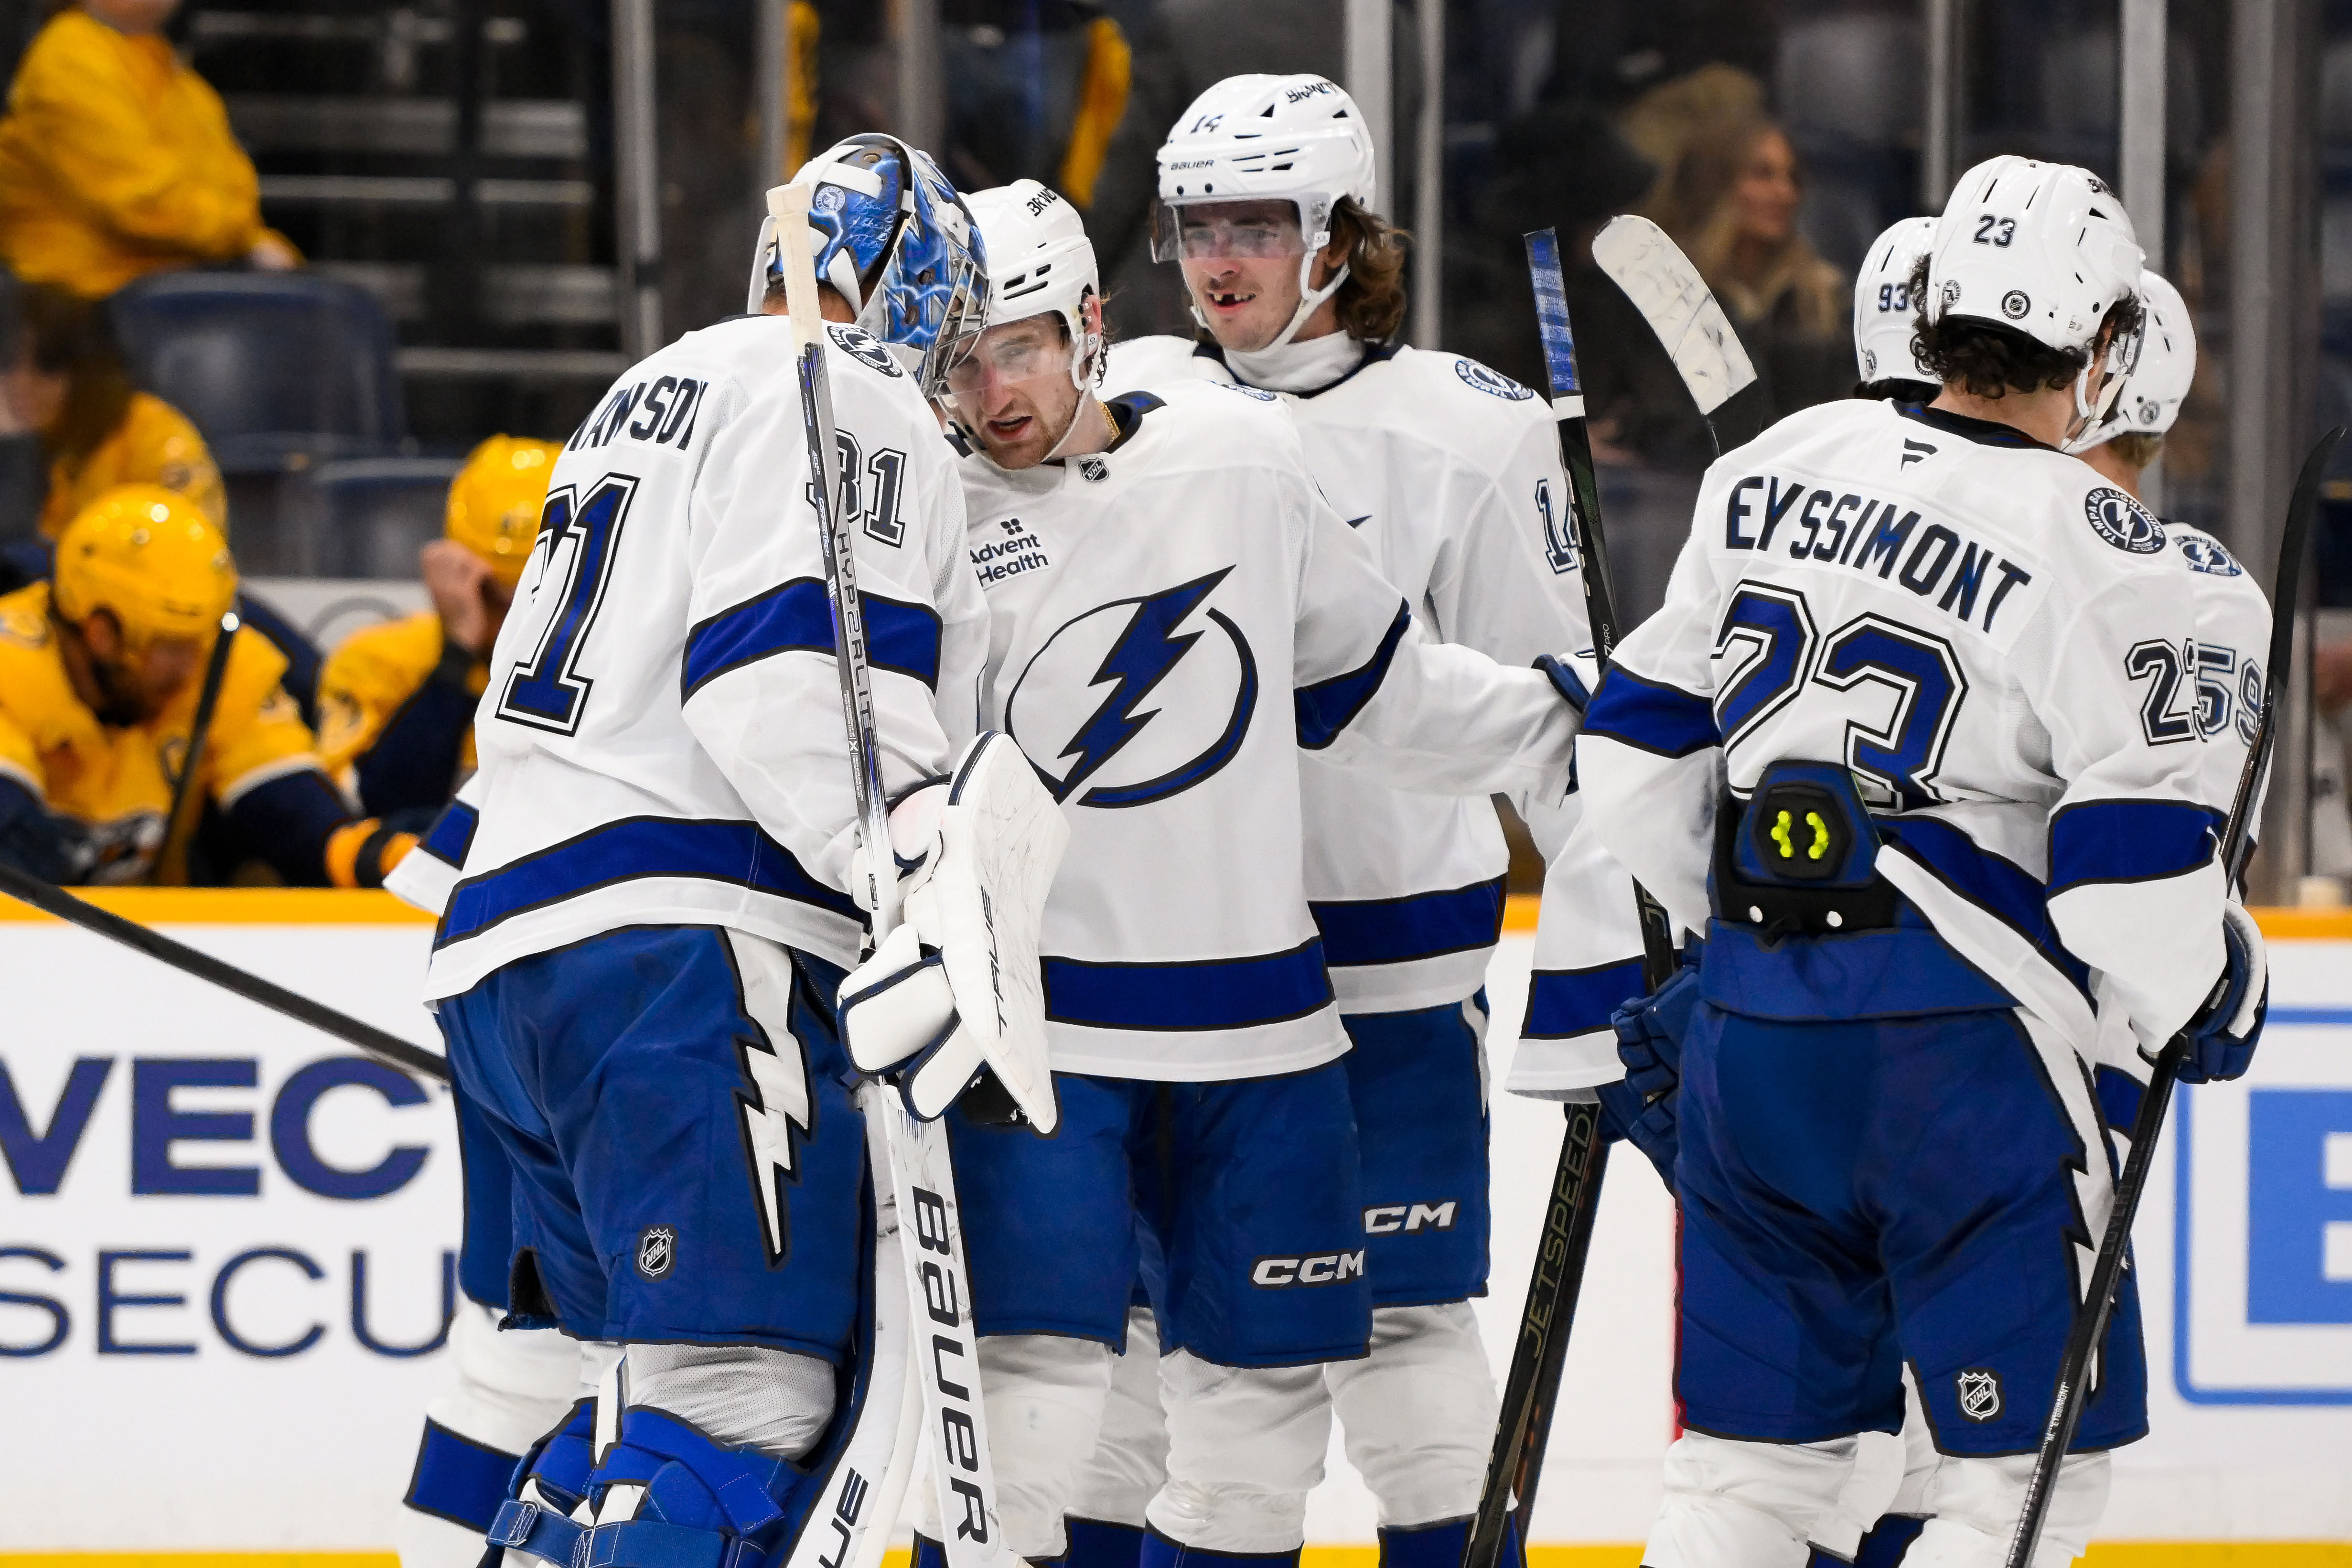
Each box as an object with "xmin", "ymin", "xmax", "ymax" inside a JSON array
[
  {"xmin": 1328, "ymin": 198, "xmax": 1412, "ymax": 344},
  {"xmin": 1905, "ymin": 255, "xmax": 2146, "ymax": 400}
]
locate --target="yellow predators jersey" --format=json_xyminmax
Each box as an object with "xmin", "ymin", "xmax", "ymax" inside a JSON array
[
  {"xmin": 316, "ymin": 611, "xmax": 481, "ymax": 780},
  {"xmin": 40, "ymin": 393, "xmax": 227, "ymax": 540},
  {"xmin": 0, "ymin": 581, "xmax": 322, "ymax": 882},
  {"xmin": 0, "ymin": 9, "xmax": 295, "ymax": 297}
]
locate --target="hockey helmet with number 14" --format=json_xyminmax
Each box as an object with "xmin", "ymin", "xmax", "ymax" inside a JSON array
[
  {"xmin": 1924, "ymin": 155, "xmax": 2145, "ymax": 444},
  {"xmin": 2087, "ymin": 269, "xmax": 2195, "ymax": 446},
  {"xmin": 746, "ymin": 133, "xmax": 989, "ymax": 395}
]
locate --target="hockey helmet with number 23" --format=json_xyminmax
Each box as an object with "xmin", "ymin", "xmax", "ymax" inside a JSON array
[
  {"xmin": 1925, "ymin": 155, "xmax": 2145, "ymax": 449},
  {"xmin": 746, "ymin": 133, "xmax": 988, "ymax": 396},
  {"xmin": 1152, "ymin": 73, "xmax": 1377, "ymax": 349}
]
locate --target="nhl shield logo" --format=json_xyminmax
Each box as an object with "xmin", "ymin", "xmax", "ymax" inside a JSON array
[
  {"xmin": 2001, "ymin": 289, "xmax": 2030, "ymax": 320},
  {"xmin": 1078, "ymin": 456, "xmax": 1109, "ymax": 482},
  {"xmin": 1956, "ymin": 1368, "xmax": 2003, "ymax": 1422},
  {"xmin": 636, "ymin": 1224, "xmax": 677, "ymax": 1281}
]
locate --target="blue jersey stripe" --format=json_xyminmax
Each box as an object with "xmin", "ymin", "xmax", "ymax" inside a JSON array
[
  {"xmin": 1877, "ymin": 816, "xmax": 2090, "ymax": 995},
  {"xmin": 1310, "ymin": 877, "xmax": 1507, "ymax": 968},
  {"xmin": 682, "ymin": 579, "xmax": 943, "ymax": 700},
  {"xmin": 2047, "ymin": 799, "xmax": 2221, "ymax": 896},
  {"xmin": 1296, "ymin": 602, "xmax": 1411, "ymax": 750},
  {"xmin": 1042, "ymin": 940, "xmax": 1335, "ymax": 1031},
  {"xmin": 1522, "ymin": 957, "xmax": 1647, "ymax": 1040},
  {"xmin": 438, "ymin": 816, "xmax": 857, "ymax": 947},
  {"xmin": 1583, "ymin": 668, "xmax": 1720, "ymax": 758},
  {"xmin": 418, "ymin": 798, "xmax": 480, "ymax": 868}
]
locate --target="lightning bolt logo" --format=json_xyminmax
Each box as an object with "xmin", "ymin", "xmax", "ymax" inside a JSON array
[
  {"xmin": 1054, "ymin": 568, "xmax": 1234, "ymax": 803},
  {"xmin": 723, "ymin": 932, "xmax": 814, "ymax": 1267}
]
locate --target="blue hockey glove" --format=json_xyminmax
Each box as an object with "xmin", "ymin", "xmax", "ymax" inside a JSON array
[
  {"xmin": 2177, "ymin": 901, "xmax": 2267, "ymax": 1084},
  {"xmin": 1535, "ymin": 653, "xmax": 1590, "ymax": 716},
  {"xmin": 0, "ymin": 777, "xmax": 84, "ymax": 884},
  {"xmin": 1594, "ymin": 953, "xmax": 1704, "ymax": 1183}
]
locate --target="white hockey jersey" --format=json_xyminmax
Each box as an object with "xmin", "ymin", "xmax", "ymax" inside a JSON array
[
  {"xmin": 955, "ymin": 380, "xmax": 1579, "ymax": 1080},
  {"xmin": 1561, "ymin": 398, "xmax": 2228, "ymax": 1060},
  {"xmin": 1104, "ymin": 335, "xmax": 1593, "ymax": 1011},
  {"xmin": 420, "ymin": 315, "xmax": 986, "ymax": 999}
]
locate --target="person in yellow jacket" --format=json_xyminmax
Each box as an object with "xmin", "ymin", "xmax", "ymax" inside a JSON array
[
  {"xmin": 0, "ymin": 484, "xmax": 410, "ymax": 886},
  {"xmin": 4, "ymin": 282, "xmax": 224, "ymax": 538},
  {"xmin": 0, "ymin": 0, "xmax": 299, "ymax": 299},
  {"xmin": 317, "ymin": 436, "xmax": 555, "ymax": 822}
]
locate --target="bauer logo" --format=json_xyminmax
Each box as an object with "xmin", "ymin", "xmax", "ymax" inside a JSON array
[
  {"xmin": 2084, "ymin": 486, "xmax": 2165, "ymax": 554},
  {"xmin": 1456, "ymin": 359, "xmax": 1534, "ymax": 401},
  {"xmin": 1250, "ymin": 1250, "xmax": 1365, "ymax": 1287},
  {"xmin": 1956, "ymin": 1368, "xmax": 2003, "ymax": 1421},
  {"xmin": 636, "ymin": 1225, "xmax": 677, "ymax": 1280}
]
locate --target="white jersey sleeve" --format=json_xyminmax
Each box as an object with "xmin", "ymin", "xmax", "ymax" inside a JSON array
[
  {"xmin": 1578, "ymin": 399, "xmax": 2223, "ymax": 1052},
  {"xmin": 382, "ymin": 769, "xmax": 485, "ymax": 915}
]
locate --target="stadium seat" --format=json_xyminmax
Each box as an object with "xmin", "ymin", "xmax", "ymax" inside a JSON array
[{"xmin": 281, "ymin": 456, "xmax": 463, "ymax": 580}]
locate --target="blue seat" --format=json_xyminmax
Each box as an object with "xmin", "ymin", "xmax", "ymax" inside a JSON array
[
  {"xmin": 110, "ymin": 271, "xmax": 407, "ymax": 475},
  {"xmin": 282, "ymin": 456, "xmax": 463, "ymax": 580}
]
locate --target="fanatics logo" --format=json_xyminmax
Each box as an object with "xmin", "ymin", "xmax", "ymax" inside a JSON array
[
  {"xmin": 636, "ymin": 1225, "xmax": 677, "ymax": 1281},
  {"xmin": 2084, "ymin": 486, "xmax": 2166, "ymax": 554},
  {"xmin": 1956, "ymin": 1368, "xmax": 2003, "ymax": 1422},
  {"xmin": 1455, "ymin": 359, "xmax": 1535, "ymax": 401}
]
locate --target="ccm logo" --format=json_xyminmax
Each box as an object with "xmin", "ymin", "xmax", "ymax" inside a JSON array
[
  {"xmin": 1251, "ymin": 1251, "xmax": 1364, "ymax": 1288},
  {"xmin": 1364, "ymin": 1201, "xmax": 1458, "ymax": 1235}
]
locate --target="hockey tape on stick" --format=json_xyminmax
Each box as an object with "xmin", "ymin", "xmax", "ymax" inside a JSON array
[
  {"xmin": 770, "ymin": 182, "xmax": 1013, "ymax": 1568},
  {"xmin": 2003, "ymin": 424, "xmax": 2347, "ymax": 1568},
  {"xmin": 1591, "ymin": 215, "xmax": 1758, "ymax": 419},
  {"xmin": 154, "ymin": 608, "xmax": 237, "ymax": 887},
  {"xmin": 0, "ymin": 860, "xmax": 451, "ymax": 1082}
]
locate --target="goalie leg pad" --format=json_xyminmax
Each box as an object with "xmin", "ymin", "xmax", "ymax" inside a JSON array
[
  {"xmin": 1145, "ymin": 1351, "xmax": 1332, "ymax": 1554},
  {"xmin": 1323, "ymin": 1301, "xmax": 1495, "ymax": 1528},
  {"xmin": 1643, "ymin": 1430, "xmax": 1861, "ymax": 1568},
  {"xmin": 400, "ymin": 1302, "xmax": 586, "ymax": 1564},
  {"xmin": 1067, "ymin": 1304, "xmax": 1171, "ymax": 1529}
]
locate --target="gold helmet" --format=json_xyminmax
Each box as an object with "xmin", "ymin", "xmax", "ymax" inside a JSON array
[
  {"xmin": 52, "ymin": 484, "xmax": 236, "ymax": 645},
  {"xmin": 446, "ymin": 435, "xmax": 559, "ymax": 588}
]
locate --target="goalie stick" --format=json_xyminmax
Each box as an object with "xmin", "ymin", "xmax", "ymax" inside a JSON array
[
  {"xmin": 770, "ymin": 182, "xmax": 1012, "ymax": 1568},
  {"xmin": 2003, "ymin": 424, "xmax": 2348, "ymax": 1568},
  {"xmin": 1461, "ymin": 230, "xmax": 1684, "ymax": 1568},
  {"xmin": 1589, "ymin": 214, "xmax": 1761, "ymax": 459}
]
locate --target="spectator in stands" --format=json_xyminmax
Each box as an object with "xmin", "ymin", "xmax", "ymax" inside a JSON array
[
  {"xmin": 1636, "ymin": 70, "xmax": 1850, "ymax": 419},
  {"xmin": 0, "ymin": 0, "xmax": 299, "ymax": 301},
  {"xmin": 317, "ymin": 436, "xmax": 555, "ymax": 824},
  {"xmin": 0, "ymin": 484, "xmax": 412, "ymax": 887},
  {"xmin": 4, "ymin": 282, "xmax": 220, "ymax": 538}
]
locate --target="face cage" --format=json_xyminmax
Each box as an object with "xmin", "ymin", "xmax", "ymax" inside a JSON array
[
  {"xmin": 2062, "ymin": 310, "xmax": 2149, "ymax": 453},
  {"xmin": 872, "ymin": 242, "xmax": 991, "ymax": 398},
  {"xmin": 1148, "ymin": 193, "xmax": 1337, "ymax": 266}
]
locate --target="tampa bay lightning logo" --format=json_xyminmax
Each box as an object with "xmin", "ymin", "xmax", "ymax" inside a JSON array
[
  {"xmin": 1006, "ymin": 568, "xmax": 1258, "ymax": 808},
  {"xmin": 1218, "ymin": 382, "xmax": 1278, "ymax": 402},
  {"xmin": 2084, "ymin": 486, "xmax": 2165, "ymax": 554},
  {"xmin": 1455, "ymin": 359, "xmax": 1534, "ymax": 401},
  {"xmin": 2175, "ymin": 530, "xmax": 2244, "ymax": 577},
  {"xmin": 826, "ymin": 322, "xmax": 902, "ymax": 377}
]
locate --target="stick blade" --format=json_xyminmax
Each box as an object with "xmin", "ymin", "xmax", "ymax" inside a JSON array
[{"xmin": 1591, "ymin": 215, "xmax": 1759, "ymax": 417}]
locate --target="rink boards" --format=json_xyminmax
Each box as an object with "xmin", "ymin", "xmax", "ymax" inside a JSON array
[{"xmin": 1, "ymin": 891, "xmax": 2351, "ymax": 1557}]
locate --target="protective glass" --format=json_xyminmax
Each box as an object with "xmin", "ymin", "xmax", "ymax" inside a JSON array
[
  {"xmin": 941, "ymin": 317, "xmax": 1078, "ymax": 402},
  {"xmin": 1149, "ymin": 199, "xmax": 1311, "ymax": 265}
]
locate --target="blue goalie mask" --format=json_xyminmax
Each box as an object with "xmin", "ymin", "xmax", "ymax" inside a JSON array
[{"xmin": 747, "ymin": 133, "xmax": 989, "ymax": 396}]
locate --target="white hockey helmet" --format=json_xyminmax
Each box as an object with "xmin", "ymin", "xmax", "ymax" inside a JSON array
[
  {"xmin": 2088, "ymin": 268, "xmax": 2195, "ymax": 445},
  {"xmin": 962, "ymin": 180, "xmax": 1103, "ymax": 387},
  {"xmin": 1925, "ymin": 155, "xmax": 2145, "ymax": 440},
  {"xmin": 1151, "ymin": 73, "xmax": 1377, "ymax": 348},
  {"xmin": 1852, "ymin": 216, "xmax": 1937, "ymax": 387}
]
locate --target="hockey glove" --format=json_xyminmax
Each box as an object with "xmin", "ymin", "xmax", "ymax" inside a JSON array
[
  {"xmin": 1536, "ymin": 653, "xmax": 1591, "ymax": 716},
  {"xmin": 1594, "ymin": 951, "xmax": 1704, "ymax": 1183},
  {"xmin": 2177, "ymin": 900, "xmax": 2268, "ymax": 1084},
  {"xmin": 838, "ymin": 732, "xmax": 1069, "ymax": 1132},
  {"xmin": 0, "ymin": 777, "xmax": 87, "ymax": 885}
]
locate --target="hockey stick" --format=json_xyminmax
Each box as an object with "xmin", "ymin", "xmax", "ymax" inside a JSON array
[
  {"xmin": 153, "ymin": 608, "xmax": 238, "ymax": 886},
  {"xmin": 0, "ymin": 859, "xmax": 451, "ymax": 1081},
  {"xmin": 1461, "ymin": 230, "xmax": 1681, "ymax": 1568},
  {"xmin": 1589, "ymin": 215, "xmax": 1761, "ymax": 459},
  {"xmin": 772, "ymin": 182, "xmax": 1011, "ymax": 1568},
  {"xmin": 2002, "ymin": 423, "xmax": 2347, "ymax": 1568}
]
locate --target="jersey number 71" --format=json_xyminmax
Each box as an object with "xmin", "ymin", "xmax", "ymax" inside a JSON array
[{"xmin": 497, "ymin": 476, "xmax": 638, "ymax": 735}]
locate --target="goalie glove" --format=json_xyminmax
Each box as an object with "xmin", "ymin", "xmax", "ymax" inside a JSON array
[{"xmin": 838, "ymin": 732, "xmax": 1068, "ymax": 1131}]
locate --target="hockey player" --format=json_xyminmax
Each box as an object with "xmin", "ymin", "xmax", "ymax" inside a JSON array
[
  {"xmin": 1851, "ymin": 217, "xmax": 1939, "ymax": 405},
  {"xmin": 1067, "ymin": 74, "xmax": 1591, "ymax": 1568},
  {"xmin": 421, "ymin": 135, "xmax": 1062, "ymax": 1568},
  {"xmin": 320, "ymin": 435, "xmax": 558, "ymax": 823},
  {"xmin": 1564, "ymin": 157, "xmax": 2266, "ymax": 1568},
  {"xmin": 910, "ymin": 178, "xmax": 1584, "ymax": 1568},
  {"xmin": 0, "ymin": 483, "xmax": 414, "ymax": 886}
]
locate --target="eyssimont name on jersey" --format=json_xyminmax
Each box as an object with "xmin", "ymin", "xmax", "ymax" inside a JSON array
[{"xmin": 1723, "ymin": 473, "xmax": 2036, "ymax": 635}]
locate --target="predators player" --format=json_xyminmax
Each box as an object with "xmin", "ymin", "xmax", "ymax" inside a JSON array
[
  {"xmin": 318, "ymin": 436, "xmax": 556, "ymax": 820},
  {"xmin": 0, "ymin": 484, "xmax": 411, "ymax": 886}
]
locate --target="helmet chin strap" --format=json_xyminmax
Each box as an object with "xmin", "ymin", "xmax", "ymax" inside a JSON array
[
  {"xmin": 2060, "ymin": 348, "xmax": 2129, "ymax": 455},
  {"xmin": 1041, "ymin": 390, "xmax": 1106, "ymax": 463}
]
